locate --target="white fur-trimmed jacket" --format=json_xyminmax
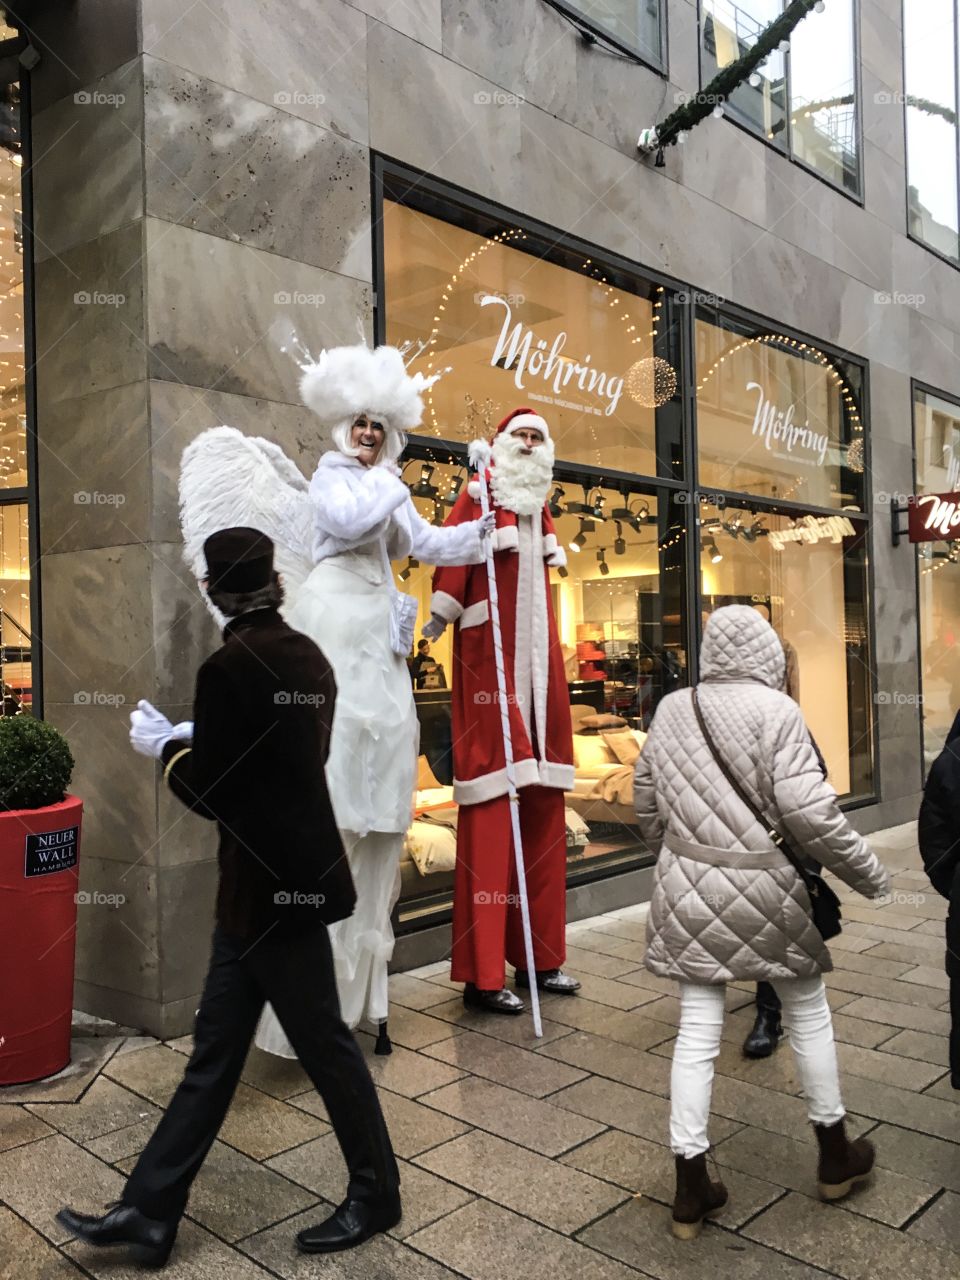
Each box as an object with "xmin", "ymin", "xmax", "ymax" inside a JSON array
[{"xmin": 309, "ymin": 451, "xmax": 486, "ymax": 567}]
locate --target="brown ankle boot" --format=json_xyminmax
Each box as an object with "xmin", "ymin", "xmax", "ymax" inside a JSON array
[
  {"xmin": 671, "ymin": 1153, "xmax": 728, "ymax": 1239},
  {"xmin": 813, "ymin": 1118, "xmax": 875, "ymax": 1200}
]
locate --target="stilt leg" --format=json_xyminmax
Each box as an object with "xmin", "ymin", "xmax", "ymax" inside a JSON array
[{"xmin": 374, "ymin": 1019, "xmax": 392, "ymax": 1056}]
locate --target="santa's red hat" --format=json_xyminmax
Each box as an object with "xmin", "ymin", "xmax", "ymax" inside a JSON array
[{"xmin": 494, "ymin": 407, "xmax": 550, "ymax": 440}]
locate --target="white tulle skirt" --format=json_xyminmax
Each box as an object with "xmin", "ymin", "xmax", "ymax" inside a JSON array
[{"xmin": 254, "ymin": 553, "xmax": 417, "ymax": 1052}]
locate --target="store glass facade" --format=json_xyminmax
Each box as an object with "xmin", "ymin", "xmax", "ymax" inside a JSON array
[
  {"xmin": 914, "ymin": 385, "xmax": 960, "ymax": 767},
  {"xmin": 377, "ymin": 163, "xmax": 874, "ymax": 932},
  {"xmin": 904, "ymin": 0, "xmax": 960, "ymax": 262},
  {"xmin": 699, "ymin": 0, "xmax": 860, "ymax": 195},
  {"xmin": 554, "ymin": 1, "xmax": 665, "ymax": 65}
]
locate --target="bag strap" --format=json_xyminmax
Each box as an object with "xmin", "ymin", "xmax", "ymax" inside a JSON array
[{"xmin": 691, "ymin": 687, "xmax": 820, "ymax": 898}]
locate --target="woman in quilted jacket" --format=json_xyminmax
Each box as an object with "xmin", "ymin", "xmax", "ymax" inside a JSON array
[{"xmin": 634, "ymin": 605, "xmax": 889, "ymax": 1239}]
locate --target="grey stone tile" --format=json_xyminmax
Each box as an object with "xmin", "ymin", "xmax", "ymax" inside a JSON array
[
  {"xmin": 900, "ymin": 965, "xmax": 951, "ymax": 990},
  {"xmin": 743, "ymin": 1190, "xmax": 957, "ymax": 1280},
  {"xmin": 563, "ymin": 944, "xmax": 644, "ymax": 979},
  {"xmin": 351, "ymin": 0, "xmax": 441, "ymax": 48},
  {"xmin": 650, "ymin": 1032, "xmax": 804, "ymax": 1096},
  {"xmin": 550, "ymin": 1074, "xmax": 740, "ymax": 1147},
  {"xmin": 579, "ymin": 1196, "xmax": 824, "ymax": 1280},
  {"xmin": 835, "ymin": 997, "xmax": 951, "ymax": 1036},
  {"xmin": 824, "ymin": 968, "xmax": 948, "ymax": 1008},
  {"xmin": 828, "ymin": 947, "xmax": 911, "ymax": 979},
  {"xmin": 420, "ymin": 1076, "xmax": 605, "ymax": 1156},
  {"xmin": 878, "ymin": 1029, "xmax": 951, "ymax": 1067},
  {"xmin": 84, "ymin": 1119, "xmax": 159, "ymax": 1163},
  {"xmin": 419, "ymin": 997, "xmax": 573, "ymax": 1047},
  {"xmin": 408, "ymin": 1197, "xmax": 638, "ymax": 1280},
  {"xmin": 103, "ymin": 1044, "xmax": 191, "ymax": 1106},
  {"xmin": 267, "ymin": 1135, "xmax": 473, "ymax": 1239},
  {"xmin": 565, "ymin": 930, "xmax": 648, "ymax": 963},
  {"xmin": 65, "ymin": 1215, "xmax": 275, "ymax": 1277},
  {"xmin": 714, "ymin": 1124, "xmax": 937, "ymax": 1228},
  {"xmin": 532, "ymin": 997, "xmax": 676, "ymax": 1051},
  {"xmin": 353, "ymin": 1037, "xmax": 466, "ymax": 1099},
  {"xmin": 422, "ymin": 1029, "xmax": 587, "ymax": 1098},
  {"xmin": 143, "ymin": 57, "xmax": 371, "ymax": 281},
  {"xmin": 0, "ymin": 1105, "xmax": 55, "ymax": 1152},
  {"xmin": 0, "ymin": 1205, "xmax": 87, "ymax": 1277},
  {"xmin": 587, "ymin": 918, "xmax": 648, "ymax": 944},
  {"xmin": 291, "ymin": 1085, "xmax": 467, "ymax": 1159},
  {"xmin": 144, "ymin": 218, "xmax": 371, "ymax": 403},
  {"xmin": 414, "ymin": 1129, "xmax": 629, "ymax": 1234},
  {"xmin": 870, "ymin": 1126, "xmax": 960, "ymax": 1192},
  {"xmin": 0, "ymin": 1133, "xmax": 125, "ymax": 1244},
  {"xmin": 388, "ymin": 972, "xmax": 458, "ymax": 1010},
  {"xmin": 559, "ymin": 1128, "xmax": 783, "ymax": 1231},
  {"xmin": 369, "ymin": 1003, "xmax": 463, "ymax": 1051},
  {"xmin": 539, "ymin": 1031, "xmax": 672, "ymax": 1097},
  {"xmin": 0, "ymin": 1037, "xmax": 123, "ymax": 1104},
  {"xmin": 551, "ymin": 973, "xmax": 659, "ymax": 1011},
  {"xmin": 841, "ymin": 922, "xmax": 944, "ymax": 952},
  {"xmin": 239, "ymin": 1046, "xmax": 312, "ymax": 1100},
  {"xmin": 239, "ymin": 1204, "xmax": 462, "ymax": 1278},
  {"xmin": 835, "ymin": 1041, "xmax": 944, "ymax": 1092},
  {"xmin": 142, "ymin": 0, "xmax": 369, "ymax": 141},
  {"xmin": 919, "ymin": 1073, "xmax": 960, "ymax": 1101},
  {"xmin": 908, "ymin": 1190, "xmax": 960, "ymax": 1250},
  {"xmin": 119, "ymin": 1139, "xmax": 316, "ymax": 1241},
  {"xmin": 709, "ymin": 1074, "xmax": 831, "ymax": 1143},
  {"xmin": 26, "ymin": 1077, "xmax": 161, "ymax": 1143}
]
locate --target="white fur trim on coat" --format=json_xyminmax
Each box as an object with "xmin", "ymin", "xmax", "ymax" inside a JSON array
[
  {"xmin": 453, "ymin": 758, "xmax": 573, "ymax": 805},
  {"xmin": 491, "ymin": 524, "xmax": 520, "ymax": 553},
  {"xmin": 458, "ymin": 600, "xmax": 490, "ymax": 629},
  {"xmin": 430, "ymin": 590, "xmax": 464, "ymax": 623}
]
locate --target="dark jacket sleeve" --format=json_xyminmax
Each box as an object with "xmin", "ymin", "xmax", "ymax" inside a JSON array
[
  {"xmin": 160, "ymin": 661, "xmax": 250, "ymax": 821},
  {"xmin": 919, "ymin": 737, "xmax": 960, "ymax": 898}
]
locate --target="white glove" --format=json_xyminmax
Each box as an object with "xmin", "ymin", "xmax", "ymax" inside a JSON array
[
  {"xmin": 478, "ymin": 511, "xmax": 496, "ymax": 536},
  {"xmin": 129, "ymin": 699, "xmax": 175, "ymax": 760},
  {"xmin": 170, "ymin": 721, "xmax": 194, "ymax": 741},
  {"xmin": 422, "ymin": 615, "xmax": 447, "ymax": 641}
]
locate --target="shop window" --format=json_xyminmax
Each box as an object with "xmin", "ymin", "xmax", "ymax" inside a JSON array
[
  {"xmin": 381, "ymin": 194, "xmax": 684, "ymax": 481},
  {"xmin": 393, "ymin": 453, "xmax": 688, "ymax": 930},
  {"xmin": 551, "ymin": 1, "xmax": 665, "ymax": 66},
  {"xmin": 914, "ymin": 386, "xmax": 960, "ymax": 766},
  {"xmin": 904, "ymin": 0, "xmax": 960, "ymax": 263},
  {"xmin": 700, "ymin": 0, "xmax": 860, "ymax": 196},
  {"xmin": 698, "ymin": 499, "xmax": 872, "ymax": 797},
  {"xmin": 695, "ymin": 308, "xmax": 865, "ymax": 511}
]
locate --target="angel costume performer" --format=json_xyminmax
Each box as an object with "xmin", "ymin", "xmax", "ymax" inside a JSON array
[
  {"xmin": 428, "ymin": 409, "xmax": 579, "ymax": 1012},
  {"xmin": 178, "ymin": 345, "xmax": 487, "ymax": 1048}
]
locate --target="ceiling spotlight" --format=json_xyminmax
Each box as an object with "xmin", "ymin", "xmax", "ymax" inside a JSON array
[
  {"xmin": 444, "ymin": 473, "xmax": 464, "ymax": 505},
  {"xmin": 597, "ymin": 548, "xmax": 610, "ymax": 576},
  {"xmin": 556, "ymin": 563, "xmax": 569, "ymax": 578},
  {"xmin": 611, "ymin": 497, "xmax": 650, "ymax": 533},
  {"xmin": 704, "ymin": 536, "xmax": 723, "ymax": 564},
  {"xmin": 411, "ymin": 463, "xmax": 437, "ymax": 499},
  {"xmin": 398, "ymin": 556, "xmax": 418, "ymax": 582},
  {"xmin": 723, "ymin": 515, "xmax": 743, "ymax": 539},
  {"xmin": 614, "ymin": 521, "xmax": 626, "ymax": 555},
  {"xmin": 570, "ymin": 519, "xmax": 590, "ymax": 551},
  {"xmin": 548, "ymin": 485, "xmax": 565, "ymax": 518},
  {"xmin": 590, "ymin": 490, "xmax": 607, "ymax": 522}
]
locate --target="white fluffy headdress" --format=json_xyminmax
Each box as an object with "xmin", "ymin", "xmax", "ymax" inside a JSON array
[{"xmin": 299, "ymin": 344, "xmax": 440, "ymax": 433}]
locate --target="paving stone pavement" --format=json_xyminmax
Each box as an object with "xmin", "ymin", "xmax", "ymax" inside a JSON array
[{"xmin": 2, "ymin": 821, "xmax": 958, "ymax": 1277}]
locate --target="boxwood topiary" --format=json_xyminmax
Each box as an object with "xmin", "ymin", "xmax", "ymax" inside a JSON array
[{"xmin": 0, "ymin": 715, "xmax": 75, "ymax": 811}]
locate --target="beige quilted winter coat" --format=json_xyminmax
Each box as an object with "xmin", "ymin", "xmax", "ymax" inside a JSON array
[{"xmin": 635, "ymin": 606, "xmax": 889, "ymax": 984}]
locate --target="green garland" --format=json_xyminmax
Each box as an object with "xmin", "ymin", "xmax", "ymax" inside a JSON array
[{"xmin": 650, "ymin": 0, "xmax": 822, "ymax": 162}]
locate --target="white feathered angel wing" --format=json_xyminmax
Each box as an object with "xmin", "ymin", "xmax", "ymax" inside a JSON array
[{"xmin": 179, "ymin": 426, "xmax": 313, "ymax": 622}]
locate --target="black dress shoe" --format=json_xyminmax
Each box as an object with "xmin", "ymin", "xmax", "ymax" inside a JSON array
[
  {"xmin": 742, "ymin": 1007, "xmax": 783, "ymax": 1059},
  {"xmin": 515, "ymin": 968, "xmax": 581, "ymax": 995},
  {"xmin": 56, "ymin": 1203, "xmax": 176, "ymax": 1268},
  {"xmin": 463, "ymin": 982, "xmax": 525, "ymax": 1015},
  {"xmin": 296, "ymin": 1194, "xmax": 402, "ymax": 1253}
]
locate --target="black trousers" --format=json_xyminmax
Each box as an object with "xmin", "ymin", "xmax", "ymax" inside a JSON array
[
  {"xmin": 122, "ymin": 924, "xmax": 399, "ymax": 1222},
  {"xmin": 756, "ymin": 981, "xmax": 782, "ymax": 1016}
]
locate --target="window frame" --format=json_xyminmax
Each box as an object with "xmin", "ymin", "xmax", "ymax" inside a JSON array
[
  {"xmin": 697, "ymin": 0, "xmax": 865, "ymax": 204},
  {"xmin": 545, "ymin": 0, "xmax": 668, "ymax": 73},
  {"xmin": 901, "ymin": 0, "xmax": 960, "ymax": 269}
]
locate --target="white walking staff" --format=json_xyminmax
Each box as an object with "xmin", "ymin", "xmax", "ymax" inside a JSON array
[{"xmin": 467, "ymin": 438, "xmax": 543, "ymax": 1038}]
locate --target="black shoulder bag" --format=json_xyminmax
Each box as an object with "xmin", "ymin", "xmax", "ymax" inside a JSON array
[{"xmin": 691, "ymin": 687, "xmax": 842, "ymax": 942}]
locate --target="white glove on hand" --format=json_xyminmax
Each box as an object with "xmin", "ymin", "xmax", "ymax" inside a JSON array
[
  {"xmin": 129, "ymin": 699, "xmax": 175, "ymax": 760},
  {"xmin": 170, "ymin": 721, "xmax": 194, "ymax": 741},
  {"xmin": 422, "ymin": 615, "xmax": 447, "ymax": 641},
  {"xmin": 478, "ymin": 511, "xmax": 496, "ymax": 536}
]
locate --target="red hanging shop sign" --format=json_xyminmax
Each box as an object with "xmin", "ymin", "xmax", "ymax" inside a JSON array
[{"xmin": 908, "ymin": 492, "xmax": 960, "ymax": 543}]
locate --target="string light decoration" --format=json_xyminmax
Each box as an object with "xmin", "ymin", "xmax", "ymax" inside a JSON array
[{"xmin": 625, "ymin": 355, "xmax": 677, "ymax": 409}]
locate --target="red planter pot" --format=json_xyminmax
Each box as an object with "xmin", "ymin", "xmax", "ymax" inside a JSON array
[{"xmin": 0, "ymin": 795, "xmax": 82, "ymax": 1086}]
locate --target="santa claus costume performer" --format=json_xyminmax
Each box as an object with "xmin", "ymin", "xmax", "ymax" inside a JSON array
[{"xmin": 425, "ymin": 408, "xmax": 580, "ymax": 1014}]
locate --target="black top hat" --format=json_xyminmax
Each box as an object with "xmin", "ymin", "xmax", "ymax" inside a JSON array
[{"xmin": 203, "ymin": 527, "xmax": 275, "ymax": 593}]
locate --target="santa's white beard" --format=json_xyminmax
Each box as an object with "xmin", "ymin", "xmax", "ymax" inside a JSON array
[{"xmin": 490, "ymin": 433, "xmax": 555, "ymax": 515}]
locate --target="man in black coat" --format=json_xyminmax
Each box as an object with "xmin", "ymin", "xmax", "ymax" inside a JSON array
[
  {"xmin": 58, "ymin": 528, "xmax": 401, "ymax": 1267},
  {"xmin": 918, "ymin": 710, "xmax": 960, "ymax": 1090}
]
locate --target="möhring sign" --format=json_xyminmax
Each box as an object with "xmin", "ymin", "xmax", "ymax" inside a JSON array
[{"xmin": 747, "ymin": 381, "xmax": 830, "ymax": 466}]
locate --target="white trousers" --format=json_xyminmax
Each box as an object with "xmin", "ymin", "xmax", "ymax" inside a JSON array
[{"xmin": 670, "ymin": 978, "xmax": 845, "ymax": 1157}]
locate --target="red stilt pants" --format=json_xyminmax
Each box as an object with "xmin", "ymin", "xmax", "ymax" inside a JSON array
[{"xmin": 450, "ymin": 786, "xmax": 568, "ymax": 991}]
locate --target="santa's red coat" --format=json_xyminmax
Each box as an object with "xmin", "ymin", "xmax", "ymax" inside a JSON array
[{"xmin": 430, "ymin": 479, "xmax": 574, "ymax": 805}]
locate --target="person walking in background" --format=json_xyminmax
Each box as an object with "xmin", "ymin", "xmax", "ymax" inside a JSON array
[
  {"xmin": 57, "ymin": 529, "xmax": 401, "ymax": 1266},
  {"xmin": 634, "ymin": 605, "xmax": 889, "ymax": 1239},
  {"xmin": 918, "ymin": 708, "xmax": 960, "ymax": 1089}
]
